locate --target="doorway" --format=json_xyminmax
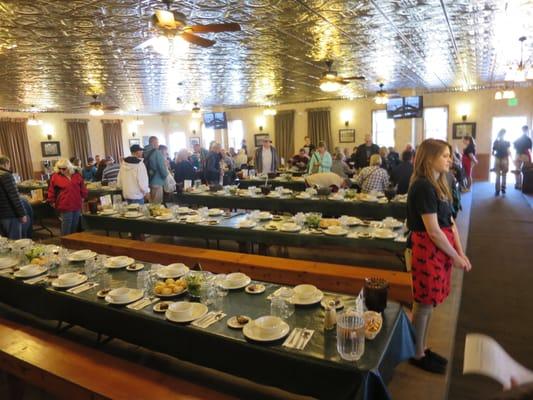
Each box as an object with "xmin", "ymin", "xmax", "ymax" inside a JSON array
[{"xmin": 490, "ymin": 116, "xmax": 528, "ymax": 183}]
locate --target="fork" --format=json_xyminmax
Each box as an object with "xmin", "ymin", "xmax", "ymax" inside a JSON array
[{"xmin": 297, "ymin": 330, "xmax": 312, "ymax": 350}]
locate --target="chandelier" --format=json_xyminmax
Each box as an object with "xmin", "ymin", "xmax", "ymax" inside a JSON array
[
  {"xmin": 191, "ymin": 102, "xmax": 201, "ymax": 119},
  {"xmin": 504, "ymin": 36, "xmax": 533, "ymax": 82}
]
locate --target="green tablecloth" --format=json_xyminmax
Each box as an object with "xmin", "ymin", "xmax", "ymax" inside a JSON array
[
  {"xmin": 82, "ymin": 213, "xmax": 406, "ymax": 262},
  {"xmin": 237, "ymin": 178, "xmax": 307, "ymax": 191},
  {"xmin": 173, "ymin": 192, "xmax": 407, "ymax": 220},
  {"xmin": 0, "ymin": 255, "xmax": 415, "ymax": 400}
]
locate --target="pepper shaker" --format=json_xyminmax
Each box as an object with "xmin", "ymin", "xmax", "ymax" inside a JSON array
[{"xmin": 324, "ymin": 300, "xmax": 337, "ymax": 330}]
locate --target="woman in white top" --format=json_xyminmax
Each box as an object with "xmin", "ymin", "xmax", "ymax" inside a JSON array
[{"xmin": 354, "ymin": 154, "xmax": 389, "ymax": 193}]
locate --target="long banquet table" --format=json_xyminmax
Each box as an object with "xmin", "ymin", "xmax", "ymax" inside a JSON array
[
  {"xmin": 173, "ymin": 192, "xmax": 407, "ymax": 220},
  {"xmin": 0, "ymin": 252, "xmax": 415, "ymax": 400},
  {"xmin": 236, "ymin": 178, "xmax": 307, "ymax": 191},
  {"xmin": 17, "ymin": 183, "xmax": 122, "ymax": 200},
  {"xmin": 81, "ymin": 213, "xmax": 406, "ymax": 263}
]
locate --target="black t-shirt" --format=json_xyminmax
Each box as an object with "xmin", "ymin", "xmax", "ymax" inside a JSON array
[
  {"xmin": 514, "ymin": 135, "xmax": 532, "ymax": 155},
  {"xmin": 464, "ymin": 143, "xmax": 476, "ymax": 156},
  {"xmin": 492, "ymin": 139, "xmax": 510, "ymax": 159},
  {"xmin": 407, "ymin": 178, "xmax": 453, "ymax": 232}
]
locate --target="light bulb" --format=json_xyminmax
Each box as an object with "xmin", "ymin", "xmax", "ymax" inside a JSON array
[
  {"xmin": 90, "ymin": 108, "xmax": 104, "ymax": 117},
  {"xmin": 320, "ymin": 81, "xmax": 341, "ymax": 92}
]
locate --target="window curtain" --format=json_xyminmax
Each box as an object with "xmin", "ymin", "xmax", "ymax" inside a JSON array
[
  {"xmin": 0, "ymin": 118, "xmax": 34, "ymax": 179},
  {"xmin": 274, "ymin": 110, "xmax": 295, "ymax": 162},
  {"xmin": 101, "ymin": 119, "xmax": 124, "ymax": 162},
  {"xmin": 307, "ymin": 108, "xmax": 333, "ymax": 151},
  {"xmin": 66, "ymin": 119, "xmax": 91, "ymax": 163}
]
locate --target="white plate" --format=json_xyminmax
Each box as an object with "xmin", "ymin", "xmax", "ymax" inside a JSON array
[
  {"xmin": 0, "ymin": 256, "xmax": 19, "ymax": 270},
  {"xmin": 320, "ymin": 297, "xmax": 345, "ymax": 310},
  {"xmin": 208, "ymin": 209, "xmax": 224, "ymax": 216},
  {"xmin": 361, "ymin": 196, "xmax": 378, "ymax": 203},
  {"xmin": 68, "ymin": 250, "xmax": 97, "ymax": 262},
  {"xmin": 155, "ymin": 287, "xmax": 188, "ymax": 298},
  {"xmin": 227, "ymin": 315, "xmax": 251, "ymax": 329},
  {"xmin": 105, "ymin": 288, "xmax": 144, "ymax": 305},
  {"xmin": 124, "ymin": 212, "xmax": 143, "ymax": 218},
  {"xmin": 382, "ymin": 219, "xmax": 404, "ymax": 229},
  {"xmin": 100, "ymin": 209, "xmax": 118, "ymax": 216},
  {"xmin": 245, "ymin": 284, "xmax": 266, "ymax": 294},
  {"xmin": 165, "ymin": 303, "xmax": 208, "ymax": 323},
  {"xmin": 14, "ymin": 265, "xmax": 48, "ymax": 278},
  {"xmin": 324, "ymin": 228, "xmax": 348, "ymax": 236},
  {"xmin": 372, "ymin": 230, "xmax": 398, "ymax": 240},
  {"xmin": 13, "ymin": 239, "xmax": 32, "ymax": 248},
  {"xmin": 176, "ymin": 207, "xmax": 192, "ymax": 214},
  {"xmin": 290, "ymin": 290, "xmax": 324, "ymax": 305},
  {"xmin": 257, "ymin": 213, "xmax": 273, "ymax": 220},
  {"xmin": 356, "ymin": 232, "xmax": 372, "ymax": 239},
  {"xmin": 220, "ymin": 276, "xmax": 252, "ymax": 290},
  {"xmin": 153, "ymin": 301, "xmax": 173, "ymax": 313},
  {"xmin": 126, "ymin": 263, "xmax": 144, "ymax": 271},
  {"xmin": 52, "ymin": 274, "xmax": 88, "ymax": 289},
  {"xmin": 280, "ymin": 223, "xmax": 301, "ymax": 233},
  {"xmin": 243, "ymin": 319, "xmax": 290, "ymax": 342},
  {"xmin": 238, "ymin": 221, "xmax": 256, "ymax": 229},
  {"xmin": 104, "ymin": 256, "xmax": 135, "ymax": 269},
  {"xmin": 267, "ymin": 192, "xmax": 281, "ymax": 198},
  {"xmin": 155, "ymin": 215, "xmax": 174, "ymax": 221},
  {"xmin": 295, "ymin": 194, "xmax": 311, "ymax": 199},
  {"xmin": 344, "ymin": 217, "xmax": 363, "ymax": 226},
  {"xmin": 157, "ymin": 263, "xmax": 189, "ymax": 279},
  {"xmin": 186, "ymin": 216, "xmax": 204, "ymax": 224}
]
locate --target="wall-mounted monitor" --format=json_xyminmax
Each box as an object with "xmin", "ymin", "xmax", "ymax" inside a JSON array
[
  {"xmin": 386, "ymin": 96, "xmax": 423, "ymax": 119},
  {"xmin": 203, "ymin": 112, "xmax": 228, "ymax": 129}
]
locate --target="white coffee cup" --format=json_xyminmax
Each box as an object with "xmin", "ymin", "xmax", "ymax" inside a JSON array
[
  {"xmin": 227, "ymin": 272, "xmax": 247, "ymax": 285},
  {"xmin": 254, "ymin": 316, "xmax": 282, "ymax": 336},
  {"xmin": 294, "ymin": 284, "xmax": 318, "ymax": 300},
  {"xmin": 108, "ymin": 287, "xmax": 131, "ymax": 301},
  {"xmin": 168, "ymin": 302, "xmax": 193, "ymax": 319},
  {"xmin": 58, "ymin": 272, "xmax": 80, "ymax": 285}
]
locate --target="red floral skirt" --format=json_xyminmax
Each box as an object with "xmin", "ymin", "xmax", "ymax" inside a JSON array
[
  {"xmin": 411, "ymin": 227, "xmax": 455, "ymax": 306},
  {"xmin": 462, "ymin": 154, "xmax": 472, "ymax": 177}
]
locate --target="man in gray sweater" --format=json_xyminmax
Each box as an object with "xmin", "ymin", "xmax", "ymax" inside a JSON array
[{"xmin": 0, "ymin": 156, "xmax": 28, "ymax": 239}]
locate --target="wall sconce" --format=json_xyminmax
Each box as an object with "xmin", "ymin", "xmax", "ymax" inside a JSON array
[
  {"xmin": 47, "ymin": 134, "xmax": 53, "ymax": 140},
  {"xmin": 259, "ymin": 125, "xmax": 264, "ymax": 131},
  {"xmin": 256, "ymin": 116, "xmax": 266, "ymax": 132},
  {"xmin": 131, "ymin": 132, "xmax": 137, "ymax": 138},
  {"xmin": 340, "ymin": 109, "xmax": 353, "ymax": 127},
  {"xmin": 457, "ymin": 103, "xmax": 470, "ymax": 122},
  {"xmin": 42, "ymin": 123, "xmax": 54, "ymax": 140},
  {"xmin": 192, "ymin": 129, "xmax": 197, "ymax": 135}
]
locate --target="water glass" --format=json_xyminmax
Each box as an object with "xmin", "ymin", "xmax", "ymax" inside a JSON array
[
  {"xmin": 136, "ymin": 271, "xmax": 150, "ymax": 291},
  {"xmin": 84, "ymin": 259, "xmax": 97, "ymax": 279},
  {"xmin": 270, "ymin": 287, "xmax": 294, "ymax": 319},
  {"xmin": 99, "ymin": 273, "xmax": 112, "ymax": 291},
  {"xmin": 336, "ymin": 308, "xmax": 365, "ymax": 361}
]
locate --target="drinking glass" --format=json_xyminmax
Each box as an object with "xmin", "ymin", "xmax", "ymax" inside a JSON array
[
  {"xmin": 270, "ymin": 287, "xmax": 294, "ymax": 319},
  {"xmin": 136, "ymin": 271, "xmax": 150, "ymax": 291},
  {"xmin": 99, "ymin": 273, "xmax": 112, "ymax": 291},
  {"xmin": 336, "ymin": 308, "xmax": 365, "ymax": 361},
  {"xmin": 84, "ymin": 258, "xmax": 97, "ymax": 279}
]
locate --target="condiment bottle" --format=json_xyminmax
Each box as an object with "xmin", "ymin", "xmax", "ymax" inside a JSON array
[{"xmin": 324, "ymin": 300, "xmax": 337, "ymax": 330}]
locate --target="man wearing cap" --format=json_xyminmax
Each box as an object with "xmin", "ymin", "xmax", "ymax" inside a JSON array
[
  {"xmin": 254, "ymin": 138, "xmax": 279, "ymax": 174},
  {"xmin": 116, "ymin": 144, "xmax": 149, "ymax": 205}
]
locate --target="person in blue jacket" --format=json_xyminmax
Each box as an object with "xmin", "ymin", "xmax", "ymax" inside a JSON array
[{"xmin": 142, "ymin": 136, "xmax": 168, "ymax": 204}]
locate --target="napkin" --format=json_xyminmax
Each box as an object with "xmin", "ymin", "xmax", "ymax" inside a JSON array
[
  {"xmin": 67, "ymin": 282, "xmax": 99, "ymax": 294},
  {"xmin": 24, "ymin": 275, "xmax": 48, "ymax": 285},
  {"xmin": 191, "ymin": 311, "xmax": 227, "ymax": 328},
  {"xmin": 283, "ymin": 328, "xmax": 314, "ymax": 350},
  {"xmin": 126, "ymin": 297, "xmax": 159, "ymax": 311}
]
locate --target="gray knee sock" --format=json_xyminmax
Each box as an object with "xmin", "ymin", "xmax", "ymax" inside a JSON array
[{"xmin": 412, "ymin": 302, "xmax": 433, "ymax": 358}]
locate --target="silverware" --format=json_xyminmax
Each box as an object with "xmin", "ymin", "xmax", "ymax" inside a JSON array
[
  {"xmin": 194, "ymin": 311, "xmax": 215, "ymax": 326},
  {"xmin": 297, "ymin": 329, "xmax": 311, "ymax": 350},
  {"xmin": 283, "ymin": 328, "xmax": 299, "ymax": 347},
  {"xmin": 200, "ymin": 311, "xmax": 224, "ymax": 327},
  {"xmin": 289, "ymin": 328, "xmax": 303, "ymax": 348}
]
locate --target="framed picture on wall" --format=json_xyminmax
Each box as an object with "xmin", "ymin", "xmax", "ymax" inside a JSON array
[
  {"xmin": 338, "ymin": 129, "xmax": 356, "ymax": 143},
  {"xmin": 254, "ymin": 133, "xmax": 270, "ymax": 147},
  {"xmin": 40, "ymin": 141, "xmax": 61, "ymax": 157},
  {"xmin": 189, "ymin": 136, "xmax": 201, "ymax": 147},
  {"xmin": 452, "ymin": 122, "xmax": 476, "ymax": 139},
  {"xmin": 129, "ymin": 138, "xmax": 140, "ymax": 147}
]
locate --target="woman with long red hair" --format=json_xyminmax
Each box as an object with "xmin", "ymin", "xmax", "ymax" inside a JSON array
[{"xmin": 407, "ymin": 139, "xmax": 472, "ymax": 373}]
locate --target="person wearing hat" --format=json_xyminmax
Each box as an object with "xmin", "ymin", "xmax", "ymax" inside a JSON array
[
  {"xmin": 254, "ymin": 138, "xmax": 279, "ymax": 174},
  {"xmin": 116, "ymin": 144, "xmax": 149, "ymax": 205}
]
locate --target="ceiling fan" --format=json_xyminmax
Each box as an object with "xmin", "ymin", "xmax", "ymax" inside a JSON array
[
  {"xmin": 138, "ymin": 0, "xmax": 241, "ymax": 50},
  {"xmin": 373, "ymin": 83, "xmax": 400, "ymax": 105},
  {"xmin": 319, "ymin": 60, "xmax": 365, "ymax": 92},
  {"xmin": 70, "ymin": 95, "xmax": 119, "ymax": 116}
]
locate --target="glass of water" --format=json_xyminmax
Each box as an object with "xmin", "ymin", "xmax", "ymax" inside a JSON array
[{"xmin": 336, "ymin": 308, "xmax": 365, "ymax": 361}]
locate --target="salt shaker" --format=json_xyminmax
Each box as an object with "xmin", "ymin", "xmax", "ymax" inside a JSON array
[{"xmin": 324, "ymin": 300, "xmax": 337, "ymax": 330}]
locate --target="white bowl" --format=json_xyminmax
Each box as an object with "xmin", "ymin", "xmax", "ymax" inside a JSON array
[
  {"xmin": 58, "ymin": 272, "xmax": 81, "ymax": 286},
  {"xmin": 168, "ymin": 302, "xmax": 193, "ymax": 319},
  {"xmin": 293, "ymin": 284, "xmax": 318, "ymax": 300},
  {"xmin": 254, "ymin": 316, "xmax": 283, "ymax": 337},
  {"xmin": 108, "ymin": 287, "xmax": 131, "ymax": 302},
  {"xmin": 227, "ymin": 272, "xmax": 247, "ymax": 285}
]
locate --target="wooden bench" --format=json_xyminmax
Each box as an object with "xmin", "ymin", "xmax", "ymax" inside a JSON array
[
  {"xmin": 0, "ymin": 316, "xmax": 236, "ymax": 400},
  {"xmin": 62, "ymin": 232, "xmax": 413, "ymax": 304}
]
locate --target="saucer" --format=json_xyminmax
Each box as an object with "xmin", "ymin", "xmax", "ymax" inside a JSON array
[
  {"xmin": 290, "ymin": 289, "xmax": 324, "ymax": 305},
  {"xmin": 153, "ymin": 301, "xmax": 173, "ymax": 313},
  {"xmin": 165, "ymin": 303, "xmax": 208, "ymax": 323},
  {"xmin": 126, "ymin": 263, "xmax": 144, "ymax": 272},
  {"xmin": 227, "ymin": 315, "xmax": 251, "ymax": 329},
  {"xmin": 0, "ymin": 256, "xmax": 19, "ymax": 270},
  {"xmin": 14, "ymin": 265, "xmax": 48, "ymax": 278},
  {"xmin": 243, "ymin": 319, "xmax": 290, "ymax": 342},
  {"xmin": 124, "ymin": 212, "xmax": 143, "ymax": 219},
  {"xmin": 238, "ymin": 221, "xmax": 256, "ymax": 229},
  {"xmin": 104, "ymin": 256, "xmax": 134, "ymax": 269},
  {"xmin": 157, "ymin": 263, "xmax": 189, "ymax": 279},
  {"xmin": 245, "ymin": 283, "xmax": 265, "ymax": 294},
  {"xmin": 324, "ymin": 228, "xmax": 348, "ymax": 236},
  {"xmin": 155, "ymin": 215, "xmax": 174, "ymax": 221},
  {"xmin": 52, "ymin": 274, "xmax": 88, "ymax": 289},
  {"xmin": 68, "ymin": 250, "xmax": 96, "ymax": 262},
  {"xmin": 208, "ymin": 208, "xmax": 224, "ymax": 216},
  {"xmin": 220, "ymin": 276, "xmax": 252, "ymax": 290},
  {"xmin": 320, "ymin": 297, "xmax": 345, "ymax": 310},
  {"xmin": 105, "ymin": 288, "xmax": 144, "ymax": 305},
  {"xmin": 280, "ymin": 223, "xmax": 301, "ymax": 232}
]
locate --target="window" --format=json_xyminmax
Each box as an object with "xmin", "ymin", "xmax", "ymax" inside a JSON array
[
  {"xmin": 423, "ymin": 107, "xmax": 448, "ymax": 141},
  {"xmin": 201, "ymin": 124, "xmax": 215, "ymax": 149},
  {"xmin": 227, "ymin": 120, "xmax": 244, "ymax": 151},
  {"xmin": 372, "ymin": 110, "xmax": 395, "ymax": 148},
  {"xmin": 168, "ymin": 131, "xmax": 187, "ymax": 154}
]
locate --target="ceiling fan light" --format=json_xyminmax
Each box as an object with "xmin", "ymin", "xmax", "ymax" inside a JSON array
[
  {"xmin": 320, "ymin": 81, "xmax": 341, "ymax": 92},
  {"xmin": 374, "ymin": 93, "xmax": 388, "ymax": 105},
  {"xmin": 90, "ymin": 108, "xmax": 104, "ymax": 117}
]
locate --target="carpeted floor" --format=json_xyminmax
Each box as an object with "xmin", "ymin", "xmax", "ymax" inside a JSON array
[{"xmin": 448, "ymin": 183, "xmax": 533, "ymax": 399}]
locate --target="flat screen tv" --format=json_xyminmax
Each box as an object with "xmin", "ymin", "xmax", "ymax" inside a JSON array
[
  {"xmin": 386, "ymin": 96, "xmax": 423, "ymax": 119},
  {"xmin": 203, "ymin": 112, "xmax": 228, "ymax": 129}
]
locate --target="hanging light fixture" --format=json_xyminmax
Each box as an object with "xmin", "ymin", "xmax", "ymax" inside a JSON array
[
  {"xmin": 132, "ymin": 110, "xmax": 144, "ymax": 126},
  {"xmin": 263, "ymin": 107, "xmax": 277, "ymax": 116},
  {"xmin": 27, "ymin": 107, "xmax": 42, "ymax": 126},
  {"xmin": 191, "ymin": 102, "xmax": 201, "ymax": 119},
  {"xmin": 374, "ymin": 83, "xmax": 389, "ymax": 105},
  {"xmin": 504, "ymin": 36, "xmax": 533, "ymax": 82},
  {"xmin": 319, "ymin": 80, "xmax": 341, "ymax": 92}
]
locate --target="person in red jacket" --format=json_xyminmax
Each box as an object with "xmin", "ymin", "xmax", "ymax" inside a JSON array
[{"xmin": 48, "ymin": 158, "xmax": 88, "ymax": 235}]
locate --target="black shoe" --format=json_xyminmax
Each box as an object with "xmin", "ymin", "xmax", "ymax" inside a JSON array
[
  {"xmin": 502, "ymin": 188, "xmax": 506, "ymax": 194},
  {"xmin": 425, "ymin": 349, "xmax": 448, "ymax": 366},
  {"xmin": 410, "ymin": 355, "xmax": 446, "ymax": 374},
  {"xmin": 495, "ymin": 191, "xmax": 500, "ymax": 196}
]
